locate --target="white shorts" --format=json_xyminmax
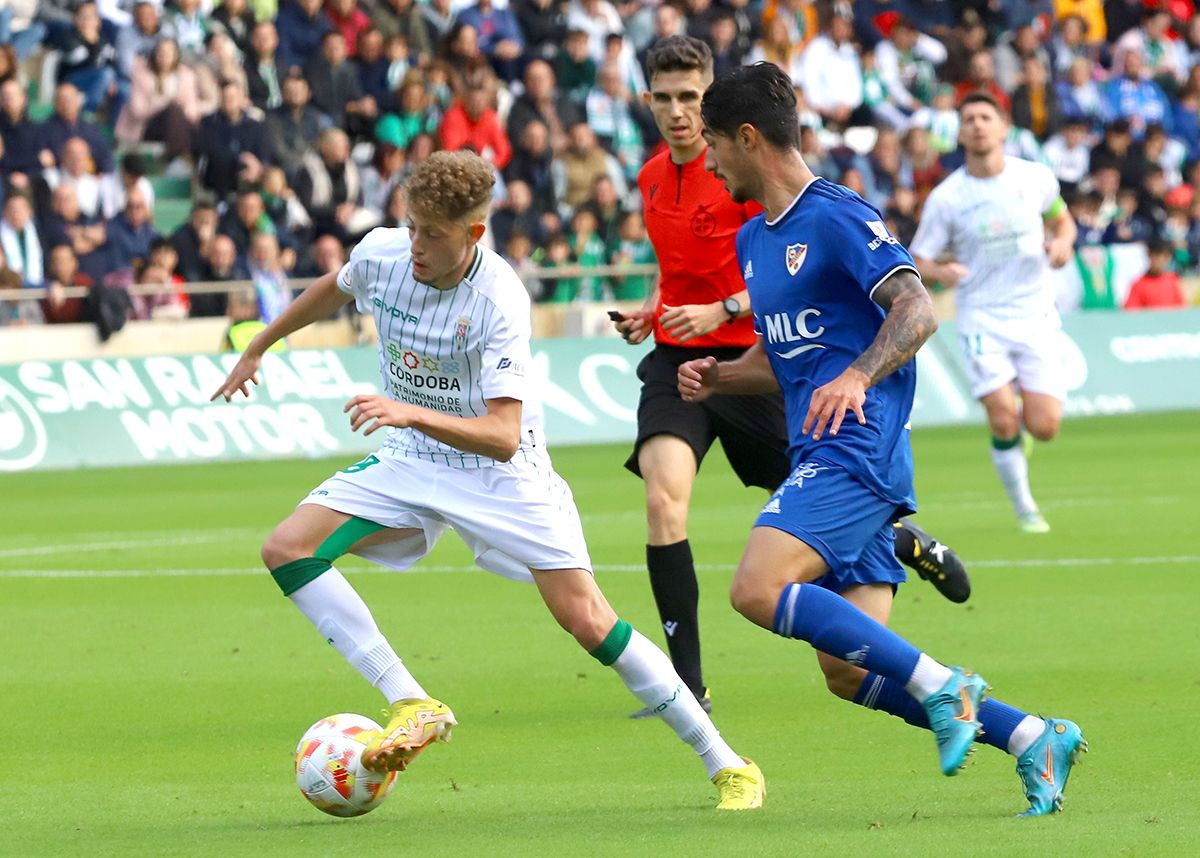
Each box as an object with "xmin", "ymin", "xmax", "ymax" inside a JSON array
[
  {"xmin": 298, "ymin": 450, "xmax": 592, "ymax": 583},
  {"xmin": 957, "ymin": 313, "xmax": 1068, "ymax": 401}
]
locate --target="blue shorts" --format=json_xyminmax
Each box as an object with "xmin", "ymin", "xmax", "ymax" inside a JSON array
[{"xmin": 754, "ymin": 460, "xmax": 907, "ymax": 594}]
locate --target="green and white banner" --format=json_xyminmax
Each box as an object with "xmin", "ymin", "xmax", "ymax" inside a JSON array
[{"xmin": 3, "ymin": 309, "xmax": 1199, "ymax": 472}]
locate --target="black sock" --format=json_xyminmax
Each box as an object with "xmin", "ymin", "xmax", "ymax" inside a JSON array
[{"xmin": 646, "ymin": 541, "xmax": 704, "ymax": 696}]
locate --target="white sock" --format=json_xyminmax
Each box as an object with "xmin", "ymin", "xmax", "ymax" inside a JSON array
[
  {"xmin": 1007, "ymin": 716, "xmax": 1048, "ymax": 757},
  {"xmin": 289, "ymin": 566, "xmax": 426, "ymax": 703},
  {"xmin": 903, "ymin": 653, "xmax": 954, "ymax": 702},
  {"xmin": 990, "ymin": 440, "xmax": 1038, "ymax": 516},
  {"xmin": 610, "ymin": 629, "xmax": 743, "ymax": 777}
]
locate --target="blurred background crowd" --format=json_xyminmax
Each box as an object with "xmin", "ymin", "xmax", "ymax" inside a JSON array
[{"xmin": 2, "ymin": 0, "xmax": 1198, "ymax": 330}]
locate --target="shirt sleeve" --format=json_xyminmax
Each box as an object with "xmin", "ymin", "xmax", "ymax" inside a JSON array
[
  {"xmin": 1035, "ymin": 162, "xmax": 1064, "ymax": 216},
  {"xmin": 479, "ymin": 289, "xmax": 533, "ymax": 402},
  {"xmin": 824, "ymin": 197, "xmax": 919, "ymax": 301},
  {"xmin": 908, "ymin": 189, "xmax": 951, "ymax": 261}
]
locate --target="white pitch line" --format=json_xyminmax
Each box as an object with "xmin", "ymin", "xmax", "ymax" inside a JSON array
[
  {"xmin": 0, "ymin": 530, "xmax": 263, "ymax": 558},
  {"xmin": 0, "ymin": 556, "xmax": 1196, "ymax": 579}
]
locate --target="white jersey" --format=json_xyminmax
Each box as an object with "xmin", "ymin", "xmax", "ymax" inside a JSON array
[
  {"xmin": 337, "ymin": 227, "xmax": 542, "ymax": 468},
  {"xmin": 910, "ymin": 157, "xmax": 1062, "ymax": 322}
]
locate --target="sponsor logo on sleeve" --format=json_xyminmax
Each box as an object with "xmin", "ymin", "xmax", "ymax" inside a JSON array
[{"xmin": 866, "ymin": 220, "xmax": 898, "ymax": 250}]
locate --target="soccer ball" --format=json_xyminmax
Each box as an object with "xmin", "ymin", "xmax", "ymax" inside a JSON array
[{"xmin": 294, "ymin": 713, "xmax": 397, "ymax": 817}]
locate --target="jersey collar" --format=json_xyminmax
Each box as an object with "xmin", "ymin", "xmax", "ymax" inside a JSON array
[{"xmin": 765, "ymin": 176, "xmax": 820, "ymax": 229}]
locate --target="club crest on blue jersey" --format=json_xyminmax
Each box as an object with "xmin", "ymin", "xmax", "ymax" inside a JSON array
[
  {"xmin": 785, "ymin": 243, "xmax": 807, "ymax": 275},
  {"xmin": 453, "ymin": 316, "xmax": 472, "ymax": 350}
]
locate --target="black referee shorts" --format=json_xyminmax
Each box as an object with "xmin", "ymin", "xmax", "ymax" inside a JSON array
[{"xmin": 624, "ymin": 344, "xmax": 791, "ymax": 491}]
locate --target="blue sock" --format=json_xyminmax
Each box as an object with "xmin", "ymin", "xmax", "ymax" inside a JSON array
[
  {"xmin": 852, "ymin": 672, "xmax": 1030, "ymax": 754},
  {"xmin": 774, "ymin": 583, "xmax": 922, "ymax": 683}
]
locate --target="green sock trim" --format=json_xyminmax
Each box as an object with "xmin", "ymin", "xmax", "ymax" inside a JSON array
[
  {"xmin": 991, "ymin": 435, "xmax": 1021, "ymax": 451},
  {"xmin": 589, "ymin": 619, "xmax": 633, "ymax": 666},
  {"xmin": 270, "ymin": 557, "xmax": 332, "ymax": 597},
  {"xmin": 315, "ymin": 516, "xmax": 387, "ymax": 562}
]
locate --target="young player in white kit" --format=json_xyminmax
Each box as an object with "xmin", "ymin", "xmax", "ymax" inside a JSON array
[
  {"xmin": 212, "ymin": 151, "xmax": 764, "ymax": 810},
  {"xmin": 910, "ymin": 93, "xmax": 1078, "ymax": 533}
]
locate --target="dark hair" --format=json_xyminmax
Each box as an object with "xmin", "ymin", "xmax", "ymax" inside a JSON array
[
  {"xmin": 645, "ymin": 35, "xmax": 713, "ymax": 82},
  {"xmin": 121, "ymin": 152, "xmax": 148, "ymax": 177},
  {"xmin": 700, "ymin": 62, "xmax": 799, "ymax": 151},
  {"xmin": 958, "ymin": 91, "xmax": 1005, "ymax": 116},
  {"xmin": 1147, "ymin": 238, "xmax": 1173, "ymax": 256}
]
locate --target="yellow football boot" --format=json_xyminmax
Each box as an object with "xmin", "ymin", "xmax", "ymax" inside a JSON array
[
  {"xmin": 361, "ymin": 697, "xmax": 456, "ymax": 773},
  {"xmin": 712, "ymin": 758, "xmax": 765, "ymax": 811}
]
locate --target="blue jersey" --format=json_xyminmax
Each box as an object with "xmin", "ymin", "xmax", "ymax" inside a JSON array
[{"xmin": 736, "ymin": 178, "xmax": 918, "ymax": 511}]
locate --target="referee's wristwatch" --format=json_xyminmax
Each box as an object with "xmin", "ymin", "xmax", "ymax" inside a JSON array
[{"xmin": 722, "ymin": 296, "xmax": 741, "ymax": 323}]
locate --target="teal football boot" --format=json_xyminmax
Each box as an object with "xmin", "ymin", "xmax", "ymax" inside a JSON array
[{"xmin": 1016, "ymin": 718, "xmax": 1088, "ymax": 817}]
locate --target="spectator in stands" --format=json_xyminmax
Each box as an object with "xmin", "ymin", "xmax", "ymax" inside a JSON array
[
  {"xmin": 43, "ymin": 83, "xmax": 115, "ymax": 175},
  {"xmin": 1125, "ymin": 239, "xmax": 1187, "ymax": 309},
  {"xmin": 276, "ymin": 0, "xmax": 334, "ymax": 71},
  {"xmin": 515, "ymin": 0, "xmax": 567, "ymax": 62},
  {"xmin": 1172, "ymin": 66, "xmax": 1200, "ymax": 159},
  {"xmin": 162, "ymin": 0, "xmax": 207, "ymax": 59},
  {"xmin": 194, "ymin": 31, "xmax": 250, "ymax": 111},
  {"xmin": 138, "ymin": 237, "xmax": 191, "ymax": 318},
  {"xmin": 993, "ymin": 24, "xmax": 1050, "ymax": 94},
  {"xmin": 248, "ymin": 230, "xmax": 292, "ymax": 323},
  {"xmin": 219, "ymin": 189, "xmax": 274, "ymax": 258},
  {"xmin": 375, "ymin": 76, "xmax": 439, "ymax": 151},
  {"xmin": 800, "ymin": 4, "xmax": 864, "ymax": 130},
  {"xmin": 40, "ymin": 182, "xmax": 108, "ymax": 281},
  {"xmin": 116, "ymin": 38, "xmax": 203, "ymax": 173},
  {"xmin": 874, "ymin": 17, "xmax": 944, "ymax": 114},
  {"xmin": 40, "ymin": 137, "xmax": 105, "ymax": 220},
  {"xmin": 0, "ymin": 244, "xmax": 31, "ymax": 325},
  {"xmin": 117, "ymin": 2, "xmax": 163, "ymax": 73},
  {"xmin": 609, "ymin": 208, "xmax": 653, "ymax": 301},
  {"xmin": 862, "ymin": 126, "xmax": 911, "ymax": 211},
  {"xmin": 1011, "ymin": 56, "xmax": 1060, "ymax": 141},
  {"xmin": 420, "ymin": 0, "xmax": 456, "ymax": 44},
  {"xmin": 0, "ymin": 192, "xmax": 42, "ymax": 287},
  {"xmin": 326, "ymin": 0, "xmax": 373, "ymax": 56},
  {"xmin": 637, "ymin": 3, "xmax": 685, "ymax": 71},
  {"xmin": 380, "ymin": 182, "xmax": 407, "ymax": 228},
  {"xmin": 359, "ymin": 142, "xmax": 404, "ymax": 220},
  {"xmin": 552, "ymin": 121, "xmax": 625, "ymax": 217},
  {"xmin": 55, "ymin": 1, "xmax": 126, "ymax": 119},
  {"xmin": 582, "ymin": 172, "xmax": 624, "ymax": 252},
  {"xmin": 707, "ymin": 10, "xmax": 745, "ymax": 80},
  {"xmin": 211, "ymin": 0, "xmax": 256, "ymax": 58},
  {"xmin": 307, "ymin": 30, "xmax": 378, "ymax": 134},
  {"xmin": 295, "ymin": 127, "xmax": 376, "ymax": 240},
  {"xmin": 247, "ymin": 22, "xmax": 289, "ymax": 112},
  {"xmin": 1103, "ymin": 50, "xmax": 1171, "ymax": 138},
  {"xmin": 0, "ymin": 45, "xmax": 17, "ymax": 89},
  {"xmin": 556, "ymin": 28, "xmax": 598, "ymax": 105},
  {"xmin": 106, "ymin": 187, "xmax": 158, "ymax": 272},
  {"xmin": 1049, "ymin": 14, "xmax": 1094, "ymax": 77},
  {"xmin": 194, "ymin": 79, "xmax": 272, "ymax": 202},
  {"xmin": 304, "ymin": 232, "xmax": 347, "ymax": 277},
  {"xmin": 1054, "ymin": 0, "xmax": 1106, "ymax": 45},
  {"xmin": 355, "ymin": 28, "xmax": 392, "ymax": 107},
  {"xmin": 192, "ymin": 233, "xmax": 245, "ymax": 316},
  {"xmin": 171, "ymin": 200, "xmax": 220, "ymax": 282},
  {"xmin": 0, "ymin": 80, "xmax": 46, "ymax": 183},
  {"xmin": 221, "ymin": 285, "xmax": 270, "ymax": 351},
  {"xmin": 746, "ymin": 14, "xmax": 803, "ymax": 87},
  {"xmin": 438, "ymin": 84, "xmax": 512, "ymax": 169},
  {"xmin": 0, "ymin": 0, "xmax": 45, "ymax": 62},
  {"xmin": 1056, "ymin": 55, "xmax": 1105, "ymax": 128},
  {"xmin": 382, "ymin": 34, "xmax": 411, "ymax": 93},
  {"xmin": 260, "ymin": 165, "xmax": 313, "ymax": 246},
  {"xmin": 585, "ymin": 62, "xmax": 645, "ymax": 183},
  {"xmin": 566, "ymin": 0, "xmax": 622, "ymax": 63},
  {"xmin": 491, "ymin": 178, "xmax": 545, "ymax": 252},
  {"xmin": 265, "ymin": 73, "xmax": 329, "ymax": 181},
  {"xmin": 901, "ymin": 124, "xmax": 944, "ymax": 198},
  {"xmin": 508, "ymin": 60, "xmax": 580, "ymax": 155},
  {"xmin": 506, "ymin": 119, "xmax": 559, "ymax": 233},
  {"xmin": 1111, "ymin": 7, "xmax": 1186, "ymax": 95},
  {"xmin": 99, "ymin": 151, "xmax": 155, "ymax": 221},
  {"xmin": 1090, "ymin": 118, "xmax": 1141, "ymax": 186},
  {"xmin": 1102, "ymin": 186, "xmax": 1153, "ymax": 245},
  {"xmin": 370, "ymin": 0, "xmax": 435, "ymax": 62},
  {"xmin": 457, "ymin": 0, "xmax": 525, "ymax": 83},
  {"xmin": 42, "ymin": 244, "xmax": 89, "ymax": 324},
  {"xmin": 955, "ymin": 49, "xmax": 1012, "ymax": 113},
  {"xmin": 1044, "ymin": 115, "xmax": 1093, "ymax": 195}
]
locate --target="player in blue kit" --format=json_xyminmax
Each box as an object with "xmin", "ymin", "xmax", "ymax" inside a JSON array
[{"xmin": 677, "ymin": 63, "xmax": 1086, "ymax": 817}]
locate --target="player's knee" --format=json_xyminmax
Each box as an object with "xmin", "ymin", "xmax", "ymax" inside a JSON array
[
  {"xmin": 261, "ymin": 526, "xmax": 314, "ymax": 570},
  {"xmin": 988, "ymin": 410, "xmax": 1021, "ymax": 440},
  {"xmin": 644, "ymin": 487, "xmax": 688, "ymax": 541},
  {"xmin": 728, "ymin": 576, "xmax": 776, "ymax": 628},
  {"xmin": 1025, "ymin": 413, "xmax": 1060, "ymax": 442},
  {"xmin": 558, "ymin": 607, "xmax": 609, "ymax": 651}
]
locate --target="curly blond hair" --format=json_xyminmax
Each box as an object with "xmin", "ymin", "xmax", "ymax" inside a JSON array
[{"xmin": 404, "ymin": 150, "xmax": 495, "ymax": 225}]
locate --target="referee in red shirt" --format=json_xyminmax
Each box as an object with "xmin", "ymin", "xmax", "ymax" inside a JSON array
[{"xmin": 615, "ymin": 38, "xmax": 970, "ymax": 717}]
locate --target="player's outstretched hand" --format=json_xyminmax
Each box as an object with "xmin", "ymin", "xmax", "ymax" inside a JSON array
[
  {"xmin": 1045, "ymin": 237, "xmax": 1073, "ymax": 269},
  {"xmin": 346, "ymin": 394, "xmax": 417, "ymax": 435},
  {"xmin": 939, "ymin": 262, "xmax": 970, "ymax": 289},
  {"xmin": 803, "ymin": 368, "xmax": 869, "ymax": 440},
  {"xmin": 661, "ymin": 303, "xmax": 724, "ymax": 342},
  {"xmin": 211, "ymin": 351, "xmax": 262, "ymax": 401},
  {"xmin": 678, "ymin": 356, "xmax": 719, "ymax": 403},
  {"xmin": 616, "ymin": 310, "xmax": 655, "ymax": 345}
]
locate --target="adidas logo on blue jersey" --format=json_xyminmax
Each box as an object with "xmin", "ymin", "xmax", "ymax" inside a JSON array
[
  {"xmin": 743, "ymin": 259, "xmax": 754, "ymax": 280},
  {"xmin": 761, "ymin": 497, "xmax": 781, "ymax": 514}
]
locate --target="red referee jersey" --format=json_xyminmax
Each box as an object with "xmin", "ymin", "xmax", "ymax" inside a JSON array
[{"xmin": 639, "ymin": 147, "xmax": 762, "ymax": 349}]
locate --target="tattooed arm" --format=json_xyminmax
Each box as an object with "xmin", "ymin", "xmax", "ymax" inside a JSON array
[{"xmin": 801, "ymin": 268, "xmax": 937, "ymax": 440}]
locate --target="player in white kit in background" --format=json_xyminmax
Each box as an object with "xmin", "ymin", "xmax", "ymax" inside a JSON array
[
  {"xmin": 909, "ymin": 93, "xmax": 1078, "ymax": 534},
  {"xmin": 212, "ymin": 151, "xmax": 764, "ymax": 810}
]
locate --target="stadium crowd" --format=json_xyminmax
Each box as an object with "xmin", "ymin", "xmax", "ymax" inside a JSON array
[{"xmin": 2, "ymin": 0, "xmax": 1198, "ymax": 328}]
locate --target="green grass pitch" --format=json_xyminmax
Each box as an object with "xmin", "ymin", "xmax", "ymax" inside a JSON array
[{"xmin": 2, "ymin": 412, "xmax": 1198, "ymax": 856}]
